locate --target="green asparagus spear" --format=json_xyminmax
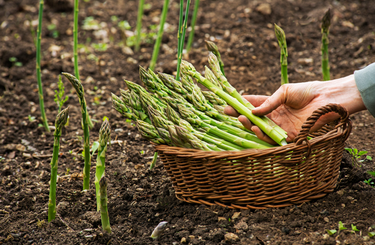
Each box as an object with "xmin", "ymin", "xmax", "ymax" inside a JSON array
[
  {"xmin": 99, "ymin": 176, "xmax": 111, "ymax": 233},
  {"xmin": 95, "ymin": 119, "xmax": 111, "ymax": 212},
  {"xmin": 62, "ymin": 72, "xmax": 92, "ymax": 190},
  {"xmin": 205, "ymin": 40, "xmax": 225, "ymax": 76},
  {"xmin": 48, "ymin": 107, "xmax": 69, "ymax": 222},
  {"xmin": 274, "ymin": 23, "xmax": 289, "ymax": 85},
  {"xmin": 321, "ymin": 9, "xmax": 331, "ymax": 81}
]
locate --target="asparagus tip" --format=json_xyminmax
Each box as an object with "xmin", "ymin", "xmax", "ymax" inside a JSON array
[{"xmin": 322, "ymin": 8, "xmax": 331, "ymax": 32}]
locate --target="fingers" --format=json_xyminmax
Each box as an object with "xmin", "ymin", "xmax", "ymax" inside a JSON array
[
  {"xmin": 242, "ymin": 95, "xmax": 269, "ymax": 107},
  {"xmin": 251, "ymin": 85, "xmax": 287, "ymax": 116}
]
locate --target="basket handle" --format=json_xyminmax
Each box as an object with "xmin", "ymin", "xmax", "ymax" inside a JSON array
[{"xmin": 294, "ymin": 103, "xmax": 351, "ymax": 145}]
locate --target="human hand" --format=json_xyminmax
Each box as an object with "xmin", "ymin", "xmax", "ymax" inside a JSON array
[{"xmin": 225, "ymin": 75, "xmax": 365, "ymax": 144}]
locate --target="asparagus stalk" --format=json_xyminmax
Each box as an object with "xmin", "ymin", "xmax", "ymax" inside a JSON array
[
  {"xmin": 95, "ymin": 119, "xmax": 111, "ymax": 212},
  {"xmin": 204, "ymin": 65, "xmax": 224, "ymax": 91},
  {"xmin": 186, "ymin": 0, "xmax": 200, "ymax": 52},
  {"xmin": 177, "ymin": 105, "xmax": 271, "ymax": 149},
  {"xmin": 206, "ymin": 54, "xmax": 288, "ymax": 143},
  {"xmin": 73, "ymin": 0, "xmax": 80, "ymax": 80},
  {"xmin": 48, "ymin": 107, "xmax": 69, "ymax": 222},
  {"xmin": 176, "ymin": 0, "xmax": 191, "ymax": 81},
  {"xmin": 174, "ymin": 125, "xmax": 219, "ymax": 151},
  {"xmin": 136, "ymin": 120, "xmax": 170, "ymax": 145},
  {"xmin": 135, "ymin": 0, "xmax": 145, "ymax": 52},
  {"xmin": 163, "ymin": 95, "xmax": 271, "ymax": 146},
  {"xmin": 62, "ymin": 72, "xmax": 91, "ymax": 190},
  {"xmin": 112, "ymin": 93, "xmax": 147, "ymax": 122},
  {"xmin": 205, "ymin": 40, "xmax": 225, "ymax": 76},
  {"xmin": 321, "ymin": 9, "xmax": 331, "ymax": 81},
  {"xmin": 165, "ymin": 104, "xmax": 244, "ymax": 150},
  {"xmin": 149, "ymin": 0, "xmax": 170, "ymax": 70},
  {"xmin": 202, "ymin": 91, "xmax": 227, "ymax": 106},
  {"xmin": 36, "ymin": 0, "xmax": 50, "ymax": 132},
  {"xmin": 274, "ymin": 24, "xmax": 289, "ymax": 85},
  {"xmin": 181, "ymin": 61, "xmax": 288, "ymax": 146},
  {"xmin": 99, "ymin": 176, "xmax": 111, "ymax": 233}
]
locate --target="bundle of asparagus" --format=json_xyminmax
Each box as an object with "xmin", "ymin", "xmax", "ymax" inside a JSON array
[{"xmin": 112, "ymin": 51, "xmax": 287, "ymax": 151}]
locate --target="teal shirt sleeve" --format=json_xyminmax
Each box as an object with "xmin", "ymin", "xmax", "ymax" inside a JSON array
[{"xmin": 354, "ymin": 63, "xmax": 375, "ymax": 117}]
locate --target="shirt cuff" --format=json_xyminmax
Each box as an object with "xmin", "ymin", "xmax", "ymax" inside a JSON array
[{"xmin": 354, "ymin": 63, "xmax": 375, "ymax": 117}]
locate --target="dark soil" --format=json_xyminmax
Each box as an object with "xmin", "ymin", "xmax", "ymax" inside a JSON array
[{"xmin": 1, "ymin": 0, "xmax": 375, "ymax": 244}]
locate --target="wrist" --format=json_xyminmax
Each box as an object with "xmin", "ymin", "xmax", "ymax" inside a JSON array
[{"xmin": 319, "ymin": 74, "xmax": 366, "ymax": 114}]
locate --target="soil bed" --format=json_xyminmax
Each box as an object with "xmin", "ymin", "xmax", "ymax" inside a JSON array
[{"xmin": 1, "ymin": 0, "xmax": 375, "ymax": 244}]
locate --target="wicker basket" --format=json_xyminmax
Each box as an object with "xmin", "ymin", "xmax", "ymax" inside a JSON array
[{"xmin": 155, "ymin": 104, "xmax": 352, "ymax": 209}]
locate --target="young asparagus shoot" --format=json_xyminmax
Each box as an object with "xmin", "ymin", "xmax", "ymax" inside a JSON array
[
  {"xmin": 149, "ymin": 0, "xmax": 170, "ymax": 70},
  {"xmin": 135, "ymin": 0, "xmax": 145, "ymax": 52},
  {"xmin": 48, "ymin": 107, "xmax": 69, "ymax": 222},
  {"xmin": 73, "ymin": 0, "xmax": 80, "ymax": 80},
  {"xmin": 62, "ymin": 72, "xmax": 91, "ymax": 190},
  {"xmin": 36, "ymin": 0, "xmax": 50, "ymax": 132},
  {"xmin": 181, "ymin": 60, "xmax": 287, "ymax": 146},
  {"xmin": 99, "ymin": 176, "xmax": 111, "ymax": 233},
  {"xmin": 54, "ymin": 75, "xmax": 69, "ymax": 113},
  {"xmin": 149, "ymin": 152, "xmax": 158, "ymax": 170},
  {"xmin": 186, "ymin": 0, "xmax": 200, "ymax": 52},
  {"xmin": 95, "ymin": 119, "xmax": 111, "ymax": 212},
  {"xmin": 205, "ymin": 40, "xmax": 225, "ymax": 76},
  {"xmin": 321, "ymin": 8, "xmax": 331, "ymax": 81},
  {"xmin": 176, "ymin": 0, "xmax": 192, "ymax": 81},
  {"xmin": 274, "ymin": 24, "xmax": 289, "ymax": 84},
  {"xmin": 151, "ymin": 221, "xmax": 168, "ymax": 239}
]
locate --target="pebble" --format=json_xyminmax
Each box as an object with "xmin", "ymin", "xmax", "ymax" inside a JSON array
[
  {"xmin": 256, "ymin": 3, "xmax": 271, "ymax": 15},
  {"xmin": 224, "ymin": 233, "xmax": 239, "ymax": 242}
]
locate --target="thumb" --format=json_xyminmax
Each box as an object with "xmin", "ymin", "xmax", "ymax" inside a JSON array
[{"xmin": 252, "ymin": 85, "xmax": 287, "ymax": 116}]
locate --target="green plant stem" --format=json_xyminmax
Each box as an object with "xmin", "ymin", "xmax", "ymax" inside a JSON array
[
  {"xmin": 62, "ymin": 73, "xmax": 91, "ymax": 190},
  {"xmin": 95, "ymin": 119, "xmax": 110, "ymax": 212},
  {"xmin": 48, "ymin": 107, "xmax": 69, "ymax": 222},
  {"xmin": 149, "ymin": 152, "xmax": 158, "ymax": 170},
  {"xmin": 73, "ymin": 0, "xmax": 80, "ymax": 80},
  {"xmin": 186, "ymin": 0, "xmax": 199, "ymax": 52},
  {"xmin": 36, "ymin": 0, "xmax": 50, "ymax": 132},
  {"xmin": 99, "ymin": 177, "xmax": 111, "ymax": 233},
  {"xmin": 274, "ymin": 24, "xmax": 288, "ymax": 84},
  {"xmin": 149, "ymin": 0, "xmax": 170, "ymax": 70},
  {"xmin": 135, "ymin": 0, "xmax": 145, "ymax": 52},
  {"xmin": 321, "ymin": 9, "xmax": 331, "ymax": 81},
  {"xmin": 176, "ymin": 0, "xmax": 191, "ymax": 81}
]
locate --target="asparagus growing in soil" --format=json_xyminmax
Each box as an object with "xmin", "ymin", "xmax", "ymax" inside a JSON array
[
  {"xmin": 150, "ymin": 0, "xmax": 170, "ymax": 70},
  {"xmin": 62, "ymin": 72, "xmax": 91, "ymax": 190},
  {"xmin": 73, "ymin": 0, "xmax": 80, "ymax": 80},
  {"xmin": 95, "ymin": 119, "xmax": 111, "ymax": 212},
  {"xmin": 186, "ymin": 0, "xmax": 200, "ymax": 52},
  {"xmin": 135, "ymin": 0, "xmax": 145, "ymax": 52},
  {"xmin": 181, "ymin": 60, "xmax": 288, "ymax": 146},
  {"xmin": 205, "ymin": 40, "xmax": 225, "ymax": 76},
  {"xmin": 36, "ymin": 0, "xmax": 50, "ymax": 132},
  {"xmin": 99, "ymin": 176, "xmax": 111, "ymax": 233},
  {"xmin": 321, "ymin": 9, "xmax": 331, "ymax": 81},
  {"xmin": 48, "ymin": 107, "xmax": 69, "ymax": 222},
  {"xmin": 274, "ymin": 24, "xmax": 289, "ymax": 84},
  {"xmin": 176, "ymin": 0, "xmax": 192, "ymax": 81}
]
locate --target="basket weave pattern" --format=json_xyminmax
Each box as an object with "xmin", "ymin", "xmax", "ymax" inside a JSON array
[{"xmin": 156, "ymin": 104, "xmax": 352, "ymax": 209}]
